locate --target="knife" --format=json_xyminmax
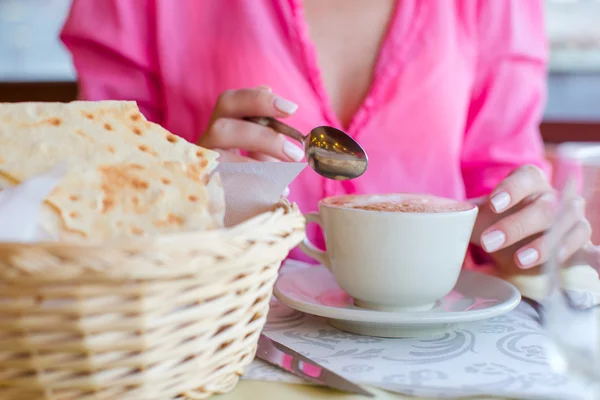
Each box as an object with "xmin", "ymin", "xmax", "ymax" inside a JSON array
[{"xmin": 255, "ymin": 334, "xmax": 374, "ymax": 397}]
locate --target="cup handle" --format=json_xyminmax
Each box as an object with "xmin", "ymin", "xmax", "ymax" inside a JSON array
[{"xmin": 299, "ymin": 212, "xmax": 331, "ymax": 270}]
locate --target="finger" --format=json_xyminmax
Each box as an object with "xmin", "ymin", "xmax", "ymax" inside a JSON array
[
  {"xmin": 515, "ymin": 219, "xmax": 592, "ymax": 269},
  {"xmin": 248, "ymin": 152, "xmax": 281, "ymax": 162},
  {"xmin": 548, "ymin": 195, "xmax": 586, "ymax": 241},
  {"xmin": 205, "ymin": 118, "xmax": 304, "ymax": 162},
  {"xmin": 556, "ymin": 219, "xmax": 593, "ymax": 264},
  {"xmin": 489, "ymin": 165, "xmax": 551, "ymax": 214},
  {"xmin": 214, "ymin": 149, "xmax": 255, "ymax": 163},
  {"xmin": 481, "ymin": 192, "xmax": 557, "ymax": 253},
  {"xmin": 281, "ymin": 186, "xmax": 290, "ymax": 197},
  {"xmin": 212, "ymin": 88, "xmax": 298, "ymax": 121},
  {"xmin": 482, "ymin": 193, "xmax": 585, "ymax": 253},
  {"xmin": 215, "ymin": 149, "xmax": 286, "ymax": 164},
  {"xmin": 511, "ymin": 194, "xmax": 586, "ymax": 268},
  {"xmin": 582, "ymin": 243, "xmax": 600, "ymax": 272}
]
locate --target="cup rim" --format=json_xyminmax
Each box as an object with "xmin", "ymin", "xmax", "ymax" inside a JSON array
[{"xmin": 318, "ymin": 193, "xmax": 478, "ymax": 215}]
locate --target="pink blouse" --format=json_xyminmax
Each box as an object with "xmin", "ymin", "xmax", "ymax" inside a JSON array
[{"xmin": 61, "ymin": 0, "xmax": 550, "ymax": 262}]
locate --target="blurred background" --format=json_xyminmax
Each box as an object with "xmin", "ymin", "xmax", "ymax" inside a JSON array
[{"xmin": 0, "ymin": 0, "xmax": 599, "ymax": 144}]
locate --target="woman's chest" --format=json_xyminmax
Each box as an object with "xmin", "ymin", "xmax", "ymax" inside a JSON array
[
  {"xmin": 156, "ymin": 0, "xmax": 477, "ymax": 150},
  {"xmin": 302, "ymin": 0, "xmax": 397, "ymax": 128}
]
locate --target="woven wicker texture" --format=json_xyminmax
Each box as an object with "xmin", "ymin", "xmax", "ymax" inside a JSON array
[{"xmin": 0, "ymin": 201, "xmax": 305, "ymax": 400}]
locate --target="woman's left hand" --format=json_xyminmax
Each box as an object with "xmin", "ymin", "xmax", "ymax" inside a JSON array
[{"xmin": 471, "ymin": 165, "xmax": 592, "ymax": 271}]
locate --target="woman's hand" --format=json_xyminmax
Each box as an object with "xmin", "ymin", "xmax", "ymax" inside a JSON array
[
  {"xmin": 197, "ymin": 86, "xmax": 305, "ymax": 163},
  {"xmin": 471, "ymin": 165, "xmax": 592, "ymax": 272}
]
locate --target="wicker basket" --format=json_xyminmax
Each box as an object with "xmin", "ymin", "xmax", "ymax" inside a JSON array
[{"xmin": 0, "ymin": 200, "xmax": 305, "ymax": 400}]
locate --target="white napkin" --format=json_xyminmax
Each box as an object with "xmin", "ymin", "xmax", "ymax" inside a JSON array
[
  {"xmin": 217, "ymin": 162, "xmax": 306, "ymax": 226},
  {"xmin": 244, "ymin": 261, "xmax": 592, "ymax": 400},
  {"xmin": 0, "ymin": 164, "xmax": 66, "ymax": 242}
]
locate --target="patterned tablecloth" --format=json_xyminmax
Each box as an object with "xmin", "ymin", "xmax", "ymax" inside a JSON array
[{"xmin": 243, "ymin": 264, "xmax": 595, "ymax": 400}]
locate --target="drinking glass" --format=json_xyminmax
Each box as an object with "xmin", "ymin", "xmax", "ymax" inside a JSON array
[{"xmin": 542, "ymin": 142, "xmax": 600, "ymax": 398}]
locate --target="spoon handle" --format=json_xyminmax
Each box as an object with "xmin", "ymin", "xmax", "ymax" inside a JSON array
[{"xmin": 245, "ymin": 117, "xmax": 306, "ymax": 144}]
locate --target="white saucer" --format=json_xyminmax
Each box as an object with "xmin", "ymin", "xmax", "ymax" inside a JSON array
[{"xmin": 273, "ymin": 266, "xmax": 521, "ymax": 337}]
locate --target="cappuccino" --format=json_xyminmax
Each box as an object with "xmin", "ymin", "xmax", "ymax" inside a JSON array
[
  {"xmin": 300, "ymin": 193, "xmax": 479, "ymax": 312},
  {"xmin": 323, "ymin": 194, "xmax": 474, "ymax": 213}
]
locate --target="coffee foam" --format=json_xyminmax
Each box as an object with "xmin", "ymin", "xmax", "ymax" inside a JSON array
[{"xmin": 322, "ymin": 194, "xmax": 474, "ymax": 213}]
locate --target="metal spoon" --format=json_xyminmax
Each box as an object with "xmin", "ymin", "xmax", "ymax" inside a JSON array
[{"xmin": 245, "ymin": 116, "xmax": 368, "ymax": 180}]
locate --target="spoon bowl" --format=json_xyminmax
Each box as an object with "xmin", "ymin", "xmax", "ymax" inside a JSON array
[{"xmin": 246, "ymin": 117, "xmax": 368, "ymax": 180}]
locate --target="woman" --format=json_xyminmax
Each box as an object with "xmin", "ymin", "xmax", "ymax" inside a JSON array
[{"xmin": 60, "ymin": 0, "xmax": 592, "ymax": 272}]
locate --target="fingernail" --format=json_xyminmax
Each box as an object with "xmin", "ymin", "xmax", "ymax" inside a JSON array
[
  {"xmin": 575, "ymin": 197, "xmax": 586, "ymax": 213},
  {"xmin": 282, "ymin": 186, "xmax": 290, "ymax": 197},
  {"xmin": 256, "ymin": 85, "xmax": 272, "ymax": 92},
  {"xmin": 558, "ymin": 247, "xmax": 569, "ymax": 263},
  {"xmin": 283, "ymin": 141, "xmax": 304, "ymax": 162},
  {"xmin": 274, "ymin": 96, "xmax": 298, "ymax": 114},
  {"xmin": 518, "ymin": 248, "xmax": 540, "ymax": 268},
  {"xmin": 491, "ymin": 192, "xmax": 511, "ymax": 213},
  {"xmin": 540, "ymin": 192, "xmax": 555, "ymax": 202},
  {"xmin": 481, "ymin": 230, "xmax": 506, "ymax": 252},
  {"xmin": 212, "ymin": 118, "xmax": 227, "ymax": 131}
]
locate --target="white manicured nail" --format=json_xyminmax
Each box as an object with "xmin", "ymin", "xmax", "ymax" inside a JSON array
[
  {"xmin": 491, "ymin": 192, "xmax": 511, "ymax": 213},
  {"xmin": 274, "ymin": 97, "xmax": 298, "ymax": 114},
  {"xmin": 283, "ymin": 141, "xmax": 304, "ymax": 162},
  {"xmin": 282, "ymin": 186, "xmax": 290, "ymax": 197},
  {"xmin": 539, "ymin": 192, "xmax": 556, "ymax": 202},
  {"xmin": 558, "ymin": 247, "xmax": 569, "ymax": 263},
  {"xmin": 518, "ymin": 248, "xmax": 540, "ymax": 267},
  {"xmin": 481, "ymin": 230, "xmax": 506, "ymax": 252}
]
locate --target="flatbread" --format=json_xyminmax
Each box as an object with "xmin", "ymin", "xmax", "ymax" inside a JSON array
[
  {"xmin": 0, "ymin": 101, "xmax": 218, "ymax": 170},
  {"xmin": 0, "ymin": 101, "xmax": 224, "ymax": 242}
]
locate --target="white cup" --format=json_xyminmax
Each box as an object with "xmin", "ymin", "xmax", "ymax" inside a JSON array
[{"xmin": 299, "ymin": 194, "xmax": 478, "ymax": 312}]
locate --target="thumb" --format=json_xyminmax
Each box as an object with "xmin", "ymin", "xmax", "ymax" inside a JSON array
[{"xmin": 583, "ymin": 243, "xmax": 600, "ymax": 272}]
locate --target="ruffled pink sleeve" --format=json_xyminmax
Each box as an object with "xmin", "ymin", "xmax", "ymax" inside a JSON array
[
  {"xmin": 60, "ymin": 0, "xmax": 162, "ymax": 124},
  {"xmin": 460, "ymin": 0, "xmax": 551, "ymax": 199}
]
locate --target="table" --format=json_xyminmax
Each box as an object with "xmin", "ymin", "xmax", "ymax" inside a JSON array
[
  {"xmin": 217, "ymin": 380, "xmax": 500, "ymax": 400},
  {"xmin": 216, "ymin": 265, "xmax": 600, "ymax": 400}
]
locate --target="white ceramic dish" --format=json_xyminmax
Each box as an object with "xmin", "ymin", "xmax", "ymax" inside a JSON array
[
  {"xmin": 300, "ymin": 194, "xmax": 478, "ymax": 311},
  {"xmin": 274, "ymin": 266, "xmax": 521, "ymax": 337}
]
